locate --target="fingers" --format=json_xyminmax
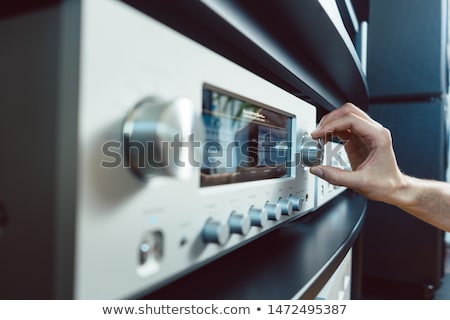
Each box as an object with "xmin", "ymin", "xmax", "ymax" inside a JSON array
[
  {"xmin": 312, "ymin": 103, "xmax": 383, "ymax": 141},
  {"xmin": 310, "ymin": 165, "xmax": 361, "ymax": 190},
  {"xmin": 322, "ymin": 103, "xmax": 372, "ymax": 124},
  {"xmin": 312, "ymin": 112, "xmax": 382, "ymax": 143},
  {"xmin": 309, "ymin": 103, "xmax": 399, "ymax": 202}
]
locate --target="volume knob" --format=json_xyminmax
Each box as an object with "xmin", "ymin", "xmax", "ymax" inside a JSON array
[
  {"xmin": 123, "ymin": 97, "xmax": 203, "ymax": 180},
  {"xmin": 298, "ymin": 133, "xmax": 324, "ymax": 167}
]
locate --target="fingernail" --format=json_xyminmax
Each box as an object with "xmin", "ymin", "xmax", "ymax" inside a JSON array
[
  {"xmin": 311, "ymin": 128, "xmax": 320, "ymax": 137},
  {"xmin": 310, "ymin": 166, "xmax": 323, "ymax": 177},
  {"xmin": 312, "ymin": 124, "xmax": 321, "ymax": 132}
]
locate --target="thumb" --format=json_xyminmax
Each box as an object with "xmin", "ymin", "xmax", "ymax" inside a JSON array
[{"xmin": 310, "ymin": 166, "xmax": 359, "ymax": 189}]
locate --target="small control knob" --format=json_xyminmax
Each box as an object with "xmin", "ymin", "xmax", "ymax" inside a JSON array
[
  {"xmin": 278, "ymin": 198, "xmax": 293, "ymax": 216},
  {"xmin": 289, "ymin": 194, "xmax": 304, "ymax": 211},
  {"xmin": 228, "ymin": 211, "xmax": 251, "ymax": 236},
  {"xmin": 202, "ymin": 219, "xmax": 230, "ymax": 245},
  {"xmin": 248, "ymin": 206, "xmax": 268, "ymax": 228},
  {"xmin": 298, "ymin": 133, "xmax": 324, "ymax": 167},
  {"xmin": 265, "ymin": 202, "xmax": 282, "ymax": 221},
  {"xmin": 123, "ymin": 96, "xmax": 203, "ymax": 180}
]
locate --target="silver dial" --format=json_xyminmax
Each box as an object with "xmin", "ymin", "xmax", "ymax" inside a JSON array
[
  {"xmin": 228, "ymin": 211, "xmax": 251, "ymax": 236},
  {"xmin": 289, "ymin": 194, "xmax": 304, "ymax": 211},
  {"xmin": 298, "ymin": 133, "xmax": 324, "ymax": 167},
  {"xmin": 278, "ymin": 198, "xmax": 293, "ymax": 216},
  {"xmin": 123, "ymin": 97, "xmax": 203, "ymax": 180},
  {"xmin": 202, "ymin": 219, "xmax": 230, "ymax": 246},
  {"xmin": 265, "ymin": 202, "xmax": 282, "ymax": 221},
  {"xmin": 248, "ymin": 206, "xmax": 268, "ymax": 228}
]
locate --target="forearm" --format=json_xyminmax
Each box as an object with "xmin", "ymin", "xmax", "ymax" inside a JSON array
[{"xmin": 389, "ymin": 175, "xmax": 450, "ymax": 232}]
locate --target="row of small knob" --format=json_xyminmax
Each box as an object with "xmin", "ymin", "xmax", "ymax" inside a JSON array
[{"xmin": 202, "ymin": 195, "xmax": 305, "ymax": 245}]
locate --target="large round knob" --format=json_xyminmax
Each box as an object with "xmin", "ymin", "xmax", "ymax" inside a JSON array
[
  {"xmin": 123, "ymin": 97, "xmax": 203, "ymax": 180},
  {"xmin": 298, "ymin": 133, "xmax": 323, "ymax": 167},
  {"xmin": 228, "ymin": 211, "xmax": 251, "ymax": 236},
  {"xmin": 265, "ymin": 202, "xmax": 282, "ymax": 221},
  {"xmin": 202, "ymin": 219, "xmax": 230, "ymax": 245},
  {"xmin": 248, "ymin": 206, "xmax": 268, "ymax": 228}
]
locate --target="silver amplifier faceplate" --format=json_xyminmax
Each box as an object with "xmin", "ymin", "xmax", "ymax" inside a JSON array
[{"xmin": 76, "ymin": 0, "xmax": 319, "ymax": 299}]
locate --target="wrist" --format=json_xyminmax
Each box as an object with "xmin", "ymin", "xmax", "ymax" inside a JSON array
[{"xmin": 385, "ymin": 174, "xmax": 417, "ymax": 209}]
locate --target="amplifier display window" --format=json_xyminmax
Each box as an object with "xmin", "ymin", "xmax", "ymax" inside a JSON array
[{"xmin": 201, "ymin": 85, "xmax": 293, "ymax": 187}]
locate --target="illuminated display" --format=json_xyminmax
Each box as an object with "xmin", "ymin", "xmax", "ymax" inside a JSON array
[{"xmin": 201, "ymin": 85, "xmax": 293, "ymax": 187}]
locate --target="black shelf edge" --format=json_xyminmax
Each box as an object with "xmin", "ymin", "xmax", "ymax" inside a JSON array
[{"xmin": 123, "ymin": 0, "xmax": 368, "ymax": 112}]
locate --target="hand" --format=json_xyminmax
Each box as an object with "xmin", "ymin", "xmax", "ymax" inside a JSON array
[{"xmin": 310, "ymin": 103, "xmax": 406, "ymax": 204}]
